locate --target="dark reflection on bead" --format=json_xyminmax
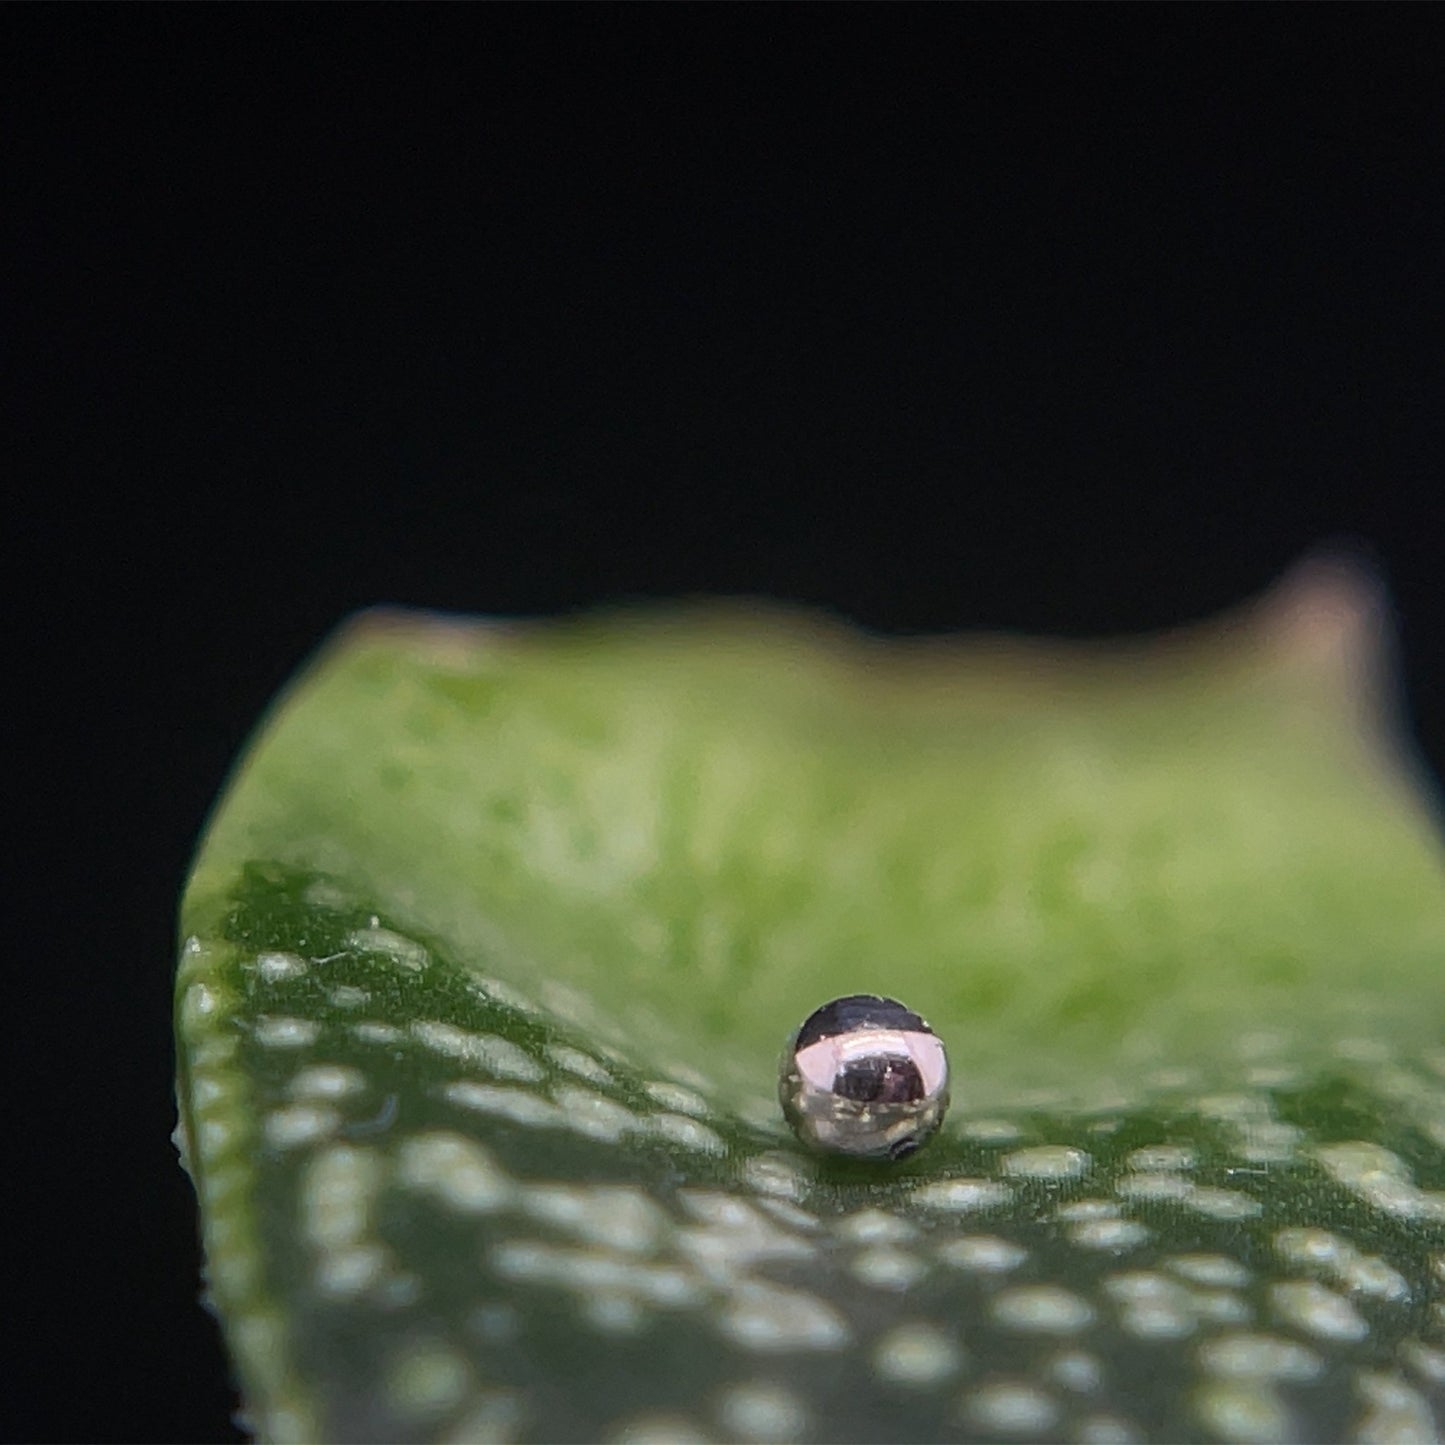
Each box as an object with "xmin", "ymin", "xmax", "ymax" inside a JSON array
[
  {"xmin": 834, "ymin": 1052, "xmax": 925, "ymax": 1104},
  {"xmin": 796, "ymin": 994, "xmax": 929, "ymax": 1050}
]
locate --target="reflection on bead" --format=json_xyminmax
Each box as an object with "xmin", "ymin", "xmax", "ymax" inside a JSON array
[{"xmin": 779, "ymin": 995, "xmax": 949, "ymax": 1159}]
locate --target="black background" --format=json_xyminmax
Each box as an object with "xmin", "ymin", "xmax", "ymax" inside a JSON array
[{"xmin": 10, "ymin": 9, "xmax": 1445, "ymax": 1441}]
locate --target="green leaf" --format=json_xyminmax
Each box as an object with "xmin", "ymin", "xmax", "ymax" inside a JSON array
[{"xmin": 175, "ymin": 560, "xmax": 1445, "ymax": 1444}]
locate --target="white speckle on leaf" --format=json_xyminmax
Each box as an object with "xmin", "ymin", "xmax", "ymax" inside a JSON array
[
  {"xmin": 301, "ymin": 878, "xmax": 350, "ymax": 911},
  {"xmin": 1001, "ymin": 1145, "xmax": 1090, "ymax": 1180},
  {"xmin": 937, "ymin": 1235, "xmax": 1027, "ymax": 1273},
  {"xmin": 553, "ymin": 1085, "xmax": 642, "ymax": 1142},
  {"xmin": 1076, "ymin": 1414, "xmax": 1142, "ymax": 1443},
  {"xmin": 1070, "ymin": 1218, "xmax": 1150, "ymax": 1251},
  {"xmin": 718, "ymin": 1281, "xmax": 849, "ymax": 1352},
  {"xmin": 314, "ymin": 1243, "xmax": 388, "ymax": 1299},
  {"xmin": 256, "ymin": 951, "xmax": 307, "ymax": 982},
  {"xmin": 872, "ymin": 1322, "xmax": 961, "ymax": 1386},
  {"xmin": 353, "ymin": 1021, "xmax": 404, "ymax": 1046},
  {"xmin": 1121, "ymin": 1305, "xmax": 1196, "ymax": 1340},
  {"xmin": 438, "ymin": 1390, "xmax": 525, "ymax": 1445},
  {"xmin": 1105, "ymin": 1271, "xmax": 1180, "ymax": 1303},
  {"xmin": 1197, "ymin": 1092, "xmax": 1271, "ymax": 1122},
  {"xmin": 742, "ymin": 1153, "xmax": 809, "ymax": 1201},
  {"xmin": 411, "ymin": 1020, "xmax": 544, "ymax": 1081},
  {"xmin": 1315, "ymin": 1141, "xmax": 1445, "ymax": 1222},
  {"xmin": 443, "ymin": 1082, "xmax": 563, "ymax": 1128},
  {"xmin": 1353, "ymin": 1370, "xmax": 1438, "ymax": 1444},
  {"xmin": 910, "ymin": 1178, "xmax": 1013, "ymax": 1213},
  {"xmin": 1193, "ymin": 1381, "xmax": 1292, "ymax": 1444},
  {"xmin": 522, "ymin": 1184, "xmax": 664, "ymax": 1254},
  {"xmin": 605, "ymin": 1412, "xmax": 710, "ymax": 1445},
  {"xmin": 200, "ymin": 1163, "xmax": 246, "ymax": 1205},
  {"xmin": 1116, "ymin": 1172, "xmax": 1193, "ymax": 1202},
  {"xmin": 1048, "ymin": 1350, "xmax": 1104, "ymax": 1393},
  {"xmin": 1237, "ymin": 1122, "xmax": 1304, "ymax": 1164},
  {"xmin": 1056, "ymin": 1198, "xmax": 1120, "ymax": 1222},
  {"xmin": 1105, "ymin": 1273, "xmax": 1197, "ymax": 1340},
  {"xmin": 836, "ymin": 1208, "xmax": 918, "ymax": 1246},
  {"xmin": 1127, "ymin": 1145, "xmax": 1195, "ymax": 1171},
  {"xmin": 468, "ymin": 975, "xmax": 542, "ymax": 1017},
  {"xmin": 1168, "ymin": 1254, "xmax": 1252, "ymax": 1288},
  {"xmin": 546, "ymin": 1044, "xmax": 614, "ymax": 1086},
  {"xmin": 1198, "ymin": 1333, "xmax": 1323, "ymax": 1382},
  {"xmin": 182, "ymin": 981, "xmax": 219, "ymax": 1027},
  {"xmin": 301, "ymin": 1143, "xmax": 383, "ymax": 1254},
  {"xmin": 851, "ymin": 1247, "xmax": 927, "ymax": 1291},
  {"xmin": 264, "ymin": 1104, "xmax": 339, "ymax": 1149},
  {"xmin": 1115, "ymin": 1172, "xmax": 1260, "ymax": 1218},
  {"xmin": 676, "ymin": 1216, "xmax": 816, "ymax": 1281},
  {"xmin": 1402, "ymin": 1339, "xmax": 1445, "ymax": 1386},
  {"xmin": 386, "ymin": 1340, "xmax": 471, "ymax": 1420},
  {"xmin": 289, "ymin": 1065, "xmax": 365, "ymax": 1100},
  {"xmin": 327, "ymin": 985, "xmax": 371, "ymax": 1009},
  {"xmin": 714, "ymin": 1381, "xmax": 808, "ymax": 1442},
  {"xmin": 1274, "ymin": 1227, "xmax": 1409, "ymax": 1302},
  {"xmin": 678, "ymin": 1191, "xmax": 765, "ymax": 1230},
  {"xmin": 1189, "ymin": 1288, "xmax": 1252, "ymax": 1325},
  {"xmin": 754, "ymin": 1199, "xmax": 819, "ymax": 1234},
  {"xmin": 643, "ymin": 1080, "xmax": 710, "ymax": 1116},
  {"xmin": 626, "ymin": 1263, "xmax": 706, "ymax": 1309},
  {"xmin": 1270, "ymin": 1280, "xmax": 1369, "ymax": 1341},
  {"xmin": 346, "ymin": 924, "xmax": 428, "ymax": 972},
  {"xmin": 1275, "ymin": 1225, "xmax": 1344, "ymax": 1267},
  {"xmin": 993, "ymin": 1285, "xmax": 1094, "ymax": 1334},
  {"xmin": 959, "ymin": 1117, "xmax": 1022, "ymax": 1142},
  {"xmin": 647, "ymin": 1113, "xmax": 726, "ymax": 1155},
  {"xmin": 959, "ymin": 1380, "xmax": 1058, "ymax": 1434},
  {"xmin": 398, "ymin": 1131, "xmax": 512, "ymax": 1214},
  {"xmin": 189, "ymin": 1033, "xmax": 238, "ymax": 1070},
  {"xmin": 1336, "ymin": 1038, "xmax": 1392, "ymax": 1064},
  {"xmin": 256, "ymin": 1403, "xmax": 316, "ymax": 1445},
  {"xmin": 252, "ymin": 1015, "xmax": 321, "ymax": 1049},
  {"xmin": 1186, "ymin": 1187, "xmax": 1263, "ymax": 1221},
  {"xmin": 1338, "ymin": 1254, "xmax": 1411, "ymax": 1303},
  {"xmin": 582, "ymin": 1292, "xmax": 646, "ymax": 1336},
  {"xmin": 205, "ymin": 1213, "xmax": 240, "ymax": 1254},
  {"xmin": 491, "ymin": 1240, "xmax": 703, "ymax": 1311}
]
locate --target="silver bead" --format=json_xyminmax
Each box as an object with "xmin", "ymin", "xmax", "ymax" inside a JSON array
[{"xmin": 778, "ymin": 994, "xmax": 950, "ymax": 1159}]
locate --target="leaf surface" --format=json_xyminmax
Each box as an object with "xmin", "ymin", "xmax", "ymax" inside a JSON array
[{"xmin": 176, "ymin": 562, "xmax": 1445, "ymax": 1443}]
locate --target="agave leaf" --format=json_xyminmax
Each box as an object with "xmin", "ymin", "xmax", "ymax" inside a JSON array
[{"xmin": 175, "ymin": 561, "xmax": 1445, "ymax": 1444}]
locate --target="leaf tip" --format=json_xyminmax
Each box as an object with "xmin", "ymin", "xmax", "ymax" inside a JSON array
[{"xmin": 1254, "ymin": 544, "xmax": 1393, "ymax": 690}]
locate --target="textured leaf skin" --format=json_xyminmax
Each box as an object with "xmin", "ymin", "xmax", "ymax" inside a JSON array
[{"xmin": 176, "ymin": 566, "xmax": 1445, "ymax": 1444}]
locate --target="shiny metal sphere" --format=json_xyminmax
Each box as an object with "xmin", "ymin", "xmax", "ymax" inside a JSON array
[{"xmin": 779, "ymin": 994, "xmax": 950, "ymax": 1159}]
